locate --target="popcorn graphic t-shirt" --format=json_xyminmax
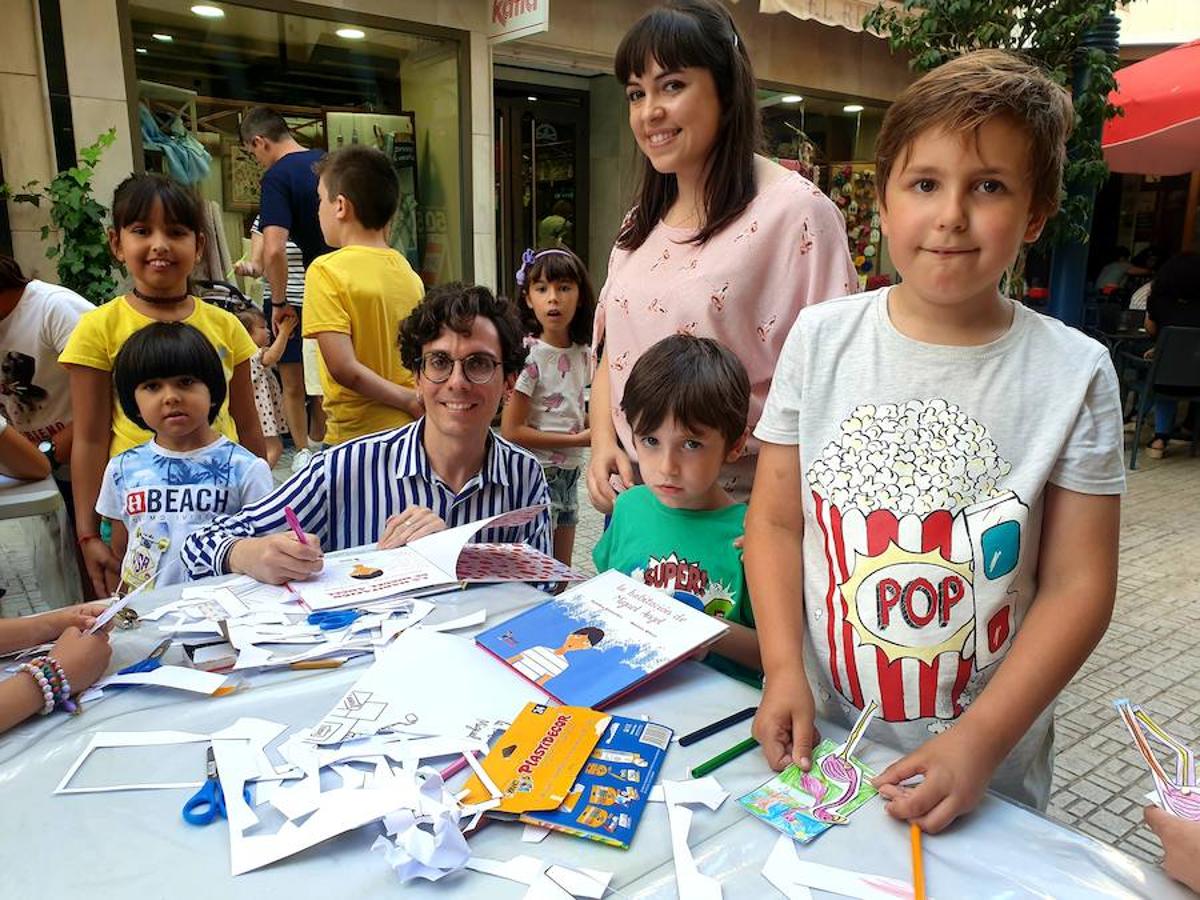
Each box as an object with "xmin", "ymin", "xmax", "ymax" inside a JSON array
[{"xmin": 755, "ymin": 288, "xmax": 1125, "ymax": 809}]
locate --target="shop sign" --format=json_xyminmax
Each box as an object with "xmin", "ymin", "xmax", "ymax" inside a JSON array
[{"xmin": 489, "ymin": 0, "xmax": 549, "ymax": 44}]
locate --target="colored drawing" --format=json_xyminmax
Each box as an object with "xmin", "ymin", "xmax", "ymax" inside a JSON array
[
  {"xmin": 1116, "ymin": 699, "xmax": 1200, "ymax": 821},
  {"xmin": 739, "ymin": 702, "xmax": 880, "ymax": 843}
]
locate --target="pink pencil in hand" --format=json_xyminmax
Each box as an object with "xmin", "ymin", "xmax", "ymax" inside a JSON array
[{"xmin": 284, "ymin": 506, "xmax": 308, "ymax": 545}]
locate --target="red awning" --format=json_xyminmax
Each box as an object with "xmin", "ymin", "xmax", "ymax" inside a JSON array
[{"xmin": 1102, "ymin": 39, "xmax": 1200, "ymax": 176}]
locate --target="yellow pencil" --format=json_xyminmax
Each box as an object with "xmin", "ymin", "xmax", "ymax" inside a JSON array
[
  {"xmin": 289, "ymin": 659, "xmax": 345, "ymax": 670},
  {"xmin": 910, "ymin": 822, "xmax": 926, "ymax": 900}
]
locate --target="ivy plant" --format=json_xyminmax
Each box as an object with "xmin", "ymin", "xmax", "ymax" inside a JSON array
[
  {"xmin": 864, "ymin": 0, "xmax": 1121, "ymax": 249},
  {"xmin": 2, "ymin": 129, "xmax": 121, "ymax": 303}
]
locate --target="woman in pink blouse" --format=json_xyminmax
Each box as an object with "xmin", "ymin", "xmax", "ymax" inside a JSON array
[{"xmin": 588, "ymin": 0, "xmax": 856, "ymax": 511}]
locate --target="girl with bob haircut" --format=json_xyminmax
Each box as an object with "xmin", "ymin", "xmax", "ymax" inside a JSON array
[{"xmin": 588, "ymin": 0, "xmax": 857, "ymax": 514}]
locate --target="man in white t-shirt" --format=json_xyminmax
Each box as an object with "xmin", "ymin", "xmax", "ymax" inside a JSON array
[{"xmin": 0, "ymin": 257, "xmax": 93, "ymax": 494}]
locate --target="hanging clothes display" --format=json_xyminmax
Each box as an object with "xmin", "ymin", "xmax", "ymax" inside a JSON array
[{"xmin": 139, "ymin": 104, "xmax": 212, "ymax": 185}]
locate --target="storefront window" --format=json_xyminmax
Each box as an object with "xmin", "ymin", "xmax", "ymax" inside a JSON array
[
  {"xmin": 126, "ymin": 1, "xmax": 466, "ymax": 287},
  {"xmin": 760, "ymin": 90, "xmax": 891, "ymax": 285}
]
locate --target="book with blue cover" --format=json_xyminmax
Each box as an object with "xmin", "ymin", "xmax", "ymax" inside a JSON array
[
  {"xmin": 518, "ymin": 713, "xmax": 673, "ymax": 849},
  {"xmin": 475, "ymin": 570, "xmax": 727, "ymax": 708}
]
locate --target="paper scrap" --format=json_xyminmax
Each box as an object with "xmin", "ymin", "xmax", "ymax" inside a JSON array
[
  {"xmin": 92, "ymin": 665, "xmax": 228, "ymax": 695},
  {"xmin": 308, "ymin": 630, "xmax": 542, "ymax": 745},
  {"xmin": 763, "ymin": 835, "xmax": 915, "ymax": 900},
  {"xmin": 55, "ymin": 730, "xmax": 210, "ymax": 794},
  {"xmin": 229, "ymin": 781, "xmax": 416, "ymax": 875},
  {"xmin": 659, "ymin": 777, "xmax": 728, "ymax": 811},
  {"xmin": 466, "ymin": 855, "xmax": 612, "ymax": 899},
  {"xmin": 426, "ymin": 609, "xmax": 487, "ymax": 633},
  {"xmin": 522, "ymin": 824, "xmax": 552, "ymax": 843}
]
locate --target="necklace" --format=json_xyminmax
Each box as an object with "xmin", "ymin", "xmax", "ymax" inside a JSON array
[{"xmin": 131, "ymin": 287, "xmax": 190, "ymax": 305}]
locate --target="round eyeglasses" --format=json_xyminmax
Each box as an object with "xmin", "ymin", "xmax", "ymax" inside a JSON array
[{"xmin": 418, "ymin": 351, "xmax": 501, "ymax": 385}]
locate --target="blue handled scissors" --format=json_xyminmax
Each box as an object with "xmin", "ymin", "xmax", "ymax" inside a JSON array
[
  {"xmin": 182, "ymin": 746, "xmax": 251, "ymax": 826},
  {"xmin": 117, "ymin": 638, "xmax": 172, "ymax": 675},
  {"xmin": 306, "ymin": 610, "xmax": 362, "ymax": 631}
]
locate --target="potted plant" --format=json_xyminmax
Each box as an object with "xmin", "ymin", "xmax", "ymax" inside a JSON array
[{"xmin": 1, "ymin": 129, "xmax": 121, "ymax": 304}]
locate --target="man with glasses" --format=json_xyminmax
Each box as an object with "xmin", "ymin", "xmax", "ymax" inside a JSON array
[{"xmin": 182, "ymin": 284, "xmax": 551, "ymax": 584}]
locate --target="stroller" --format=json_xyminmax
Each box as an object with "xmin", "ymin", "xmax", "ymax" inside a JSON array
[{"xmin": 195, "ymin": 279, "xmax": 255, "ymax": 316}]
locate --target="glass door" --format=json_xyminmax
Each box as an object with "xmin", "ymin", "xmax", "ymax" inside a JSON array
[{"xmin": 495, "ymin": 83, "xmax": 589, "ymax": 297}]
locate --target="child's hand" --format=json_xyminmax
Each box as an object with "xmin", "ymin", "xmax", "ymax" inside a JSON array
[
  {"xmin": 378, "ymin": 507, "xmax": 446, "ymax": 549},
  {"xmin": 272, "ymin": 304, "xmax": 298, "ymax": 333},
  {"xmin": 586, "ymin": 440, "xmax": 634, "ymax": 515},
  {"xmin": 81, "ymin": 540, "xmax": 121, "ymax": 599},
  {"xmin": 50, "ymin": 626, "xmax": 112, "ymax": 693},
  {"xmin": 1146, "ymin": 805, "xmax": 1200, "ymax": 891},
  {"xmin": 871, "ymin": 723, "xmax": 999, "ymax": 833},
  {"xmin": 228, "ymin": 533, "xmax": 323, "ymax": 584},
  {"xmin": 38, "ymin": 602, "xmax": 112, "ymax": 641},
  {"xmin": 752, "ymin": 665, "xmax": 820, "ymax": 771},
  {"xmin": 277, "ymin": 315, "xmax": 296, "ymax": 336}
]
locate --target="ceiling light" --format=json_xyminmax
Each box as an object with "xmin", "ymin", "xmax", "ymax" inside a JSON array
[
  {"xmin": 136, "ymin": 47, "xmax": 148, "ymax": 54},
  {"xmin": 781, "ymin": 94, "xmax": 803, "ymax": 104},
  {"xmin": 527, "ymin": 96, "xmax": 538, "ymax": 102},
  {"xmin": 191, "ymin": 4, "xmax": 224, "ymax": 17},
  {"xmin": 843, "ymin": 103, "xmax": 864, "ymax": 113},
  {"xmin": 336, "ymin": 27, "xmax": 366, "ymax": 39},
  {"xmin": 152, "ymin": 33, "xmax": 173, "ymax": 42}
]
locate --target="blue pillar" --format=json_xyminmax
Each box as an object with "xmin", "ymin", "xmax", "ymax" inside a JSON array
[{"xmin": 1047, "ymin": 13, "xmax": 1121, "ymax": 326}]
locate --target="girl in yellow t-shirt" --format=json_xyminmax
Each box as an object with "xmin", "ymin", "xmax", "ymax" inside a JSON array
[{"xmin": 60, "ymin": 173, "xmax": 265, "ymax": 598}]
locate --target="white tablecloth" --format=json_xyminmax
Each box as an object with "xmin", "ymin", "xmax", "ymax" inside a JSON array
[{"xmin": 0, "ymin": 578, "xmax": 1186, "ymax": 898}]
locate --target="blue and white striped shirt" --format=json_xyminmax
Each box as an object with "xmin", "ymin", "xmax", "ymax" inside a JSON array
[{"xmin": 181, "ymin": 419, "xmax": 551, "ymax": 578}]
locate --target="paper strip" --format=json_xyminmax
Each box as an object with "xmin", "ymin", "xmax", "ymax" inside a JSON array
[
  {"xmin": 92, "ymin": 665, "xmax": 229, "ymax": 695},
  {"xmin": 54, "ymin": 730, "xmax": 210, "ymax": 794},
  {"xmin": 763, "ymin": 834, "xmax": 916, "ymax": 899}
]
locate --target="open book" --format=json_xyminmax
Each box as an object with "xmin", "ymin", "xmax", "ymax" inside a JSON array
[
  {"xmin": 290, "ymin": 505, "xmax": 583, "ymax": 611},
  {"xmin": 475, "ymin": 570, "xmax": 728, "ymax": 709}
]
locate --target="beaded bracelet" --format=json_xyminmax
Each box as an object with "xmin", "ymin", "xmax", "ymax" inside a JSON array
[
  {"xmin": 43, "ymin": 657, "xmax": 77, "ymax": 714},
  {"xmin": 16, "ymin": 663, "xmax": 55, "ymax": 715}
]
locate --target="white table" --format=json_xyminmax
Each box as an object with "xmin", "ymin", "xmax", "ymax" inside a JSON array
[
  {"xmin": 0, "ymin": 474, "xmax": 80, "ymax": 607},
  {"xmin": 0, "ymin": 578, "xmax": 1187, "ymax": 899},
  {"xmin": 0, "ymin": 473, "xmax": 62, "ymax": 519}
]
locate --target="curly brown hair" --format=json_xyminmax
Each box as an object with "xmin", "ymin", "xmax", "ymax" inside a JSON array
[{"xmin": 398, "ymin": 283, "xmax": 528, "ymax": 377}]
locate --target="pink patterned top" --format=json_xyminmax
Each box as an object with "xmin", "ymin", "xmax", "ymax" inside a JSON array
[{"xmin": 594, "ymin": 171, "xmax": 857, "ymax": 498}]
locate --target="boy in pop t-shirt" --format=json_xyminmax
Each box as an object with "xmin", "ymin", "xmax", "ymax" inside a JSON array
[
  {"xmin": 595, "ymin": 335, "xmax": 760, "ymax": 680},
  {"xmin": 746, "ymin": 51, "xmax": 1125, "ymax": 831},
  {"xmin": 303, "ymin": 146, "xmax": 425, "ymax": 445}
]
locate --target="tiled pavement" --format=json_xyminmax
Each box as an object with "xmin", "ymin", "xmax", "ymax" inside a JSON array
[{"xmin": 3, "ymin": 433, "xmax": 1198, "ymax": 865}]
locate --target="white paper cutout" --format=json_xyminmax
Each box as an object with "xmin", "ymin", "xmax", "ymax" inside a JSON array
[
  {"xmin": 308, "ymin": 630, "xmax": 543, "ymax": 745},
  {"xmin": 425, "ymin": 609, "xmax": 488, "ymax": 632},
  {"xmin": 54, "ymin": 730, "xmax": 210, "ymax": 794},
  {"xmin": 466, "ymin": 855, "xmax": 612, "ymax": 899},
  {"xmin": 763, "ymin": 835, "xmax": 917, "ymax": 900},
  {"xmin": 662, "ymin": 779, "xmax": 728, "ymax": 900},
  {"xmin": 91, "ymin": 665, "xmax": 228, "ymax": 695}
]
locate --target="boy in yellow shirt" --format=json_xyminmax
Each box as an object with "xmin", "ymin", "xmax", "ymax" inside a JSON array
[{"xmin": 303, "ymin": 146, "xmax": 424, "ymax": 445}]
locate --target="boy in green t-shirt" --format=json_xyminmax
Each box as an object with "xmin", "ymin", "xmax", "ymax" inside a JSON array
[{"xmin": 593, "ymin": 334, "xmax": 760, "ymax": 679}]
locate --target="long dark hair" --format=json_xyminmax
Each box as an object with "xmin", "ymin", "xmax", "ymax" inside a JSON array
[
  {"xmin": 516, "ymin": 248, "xmax": 596, "ymax": 346},
  {"xmin": 614, "ymin": 0, "xmax": 761, "ymax": 251}
]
